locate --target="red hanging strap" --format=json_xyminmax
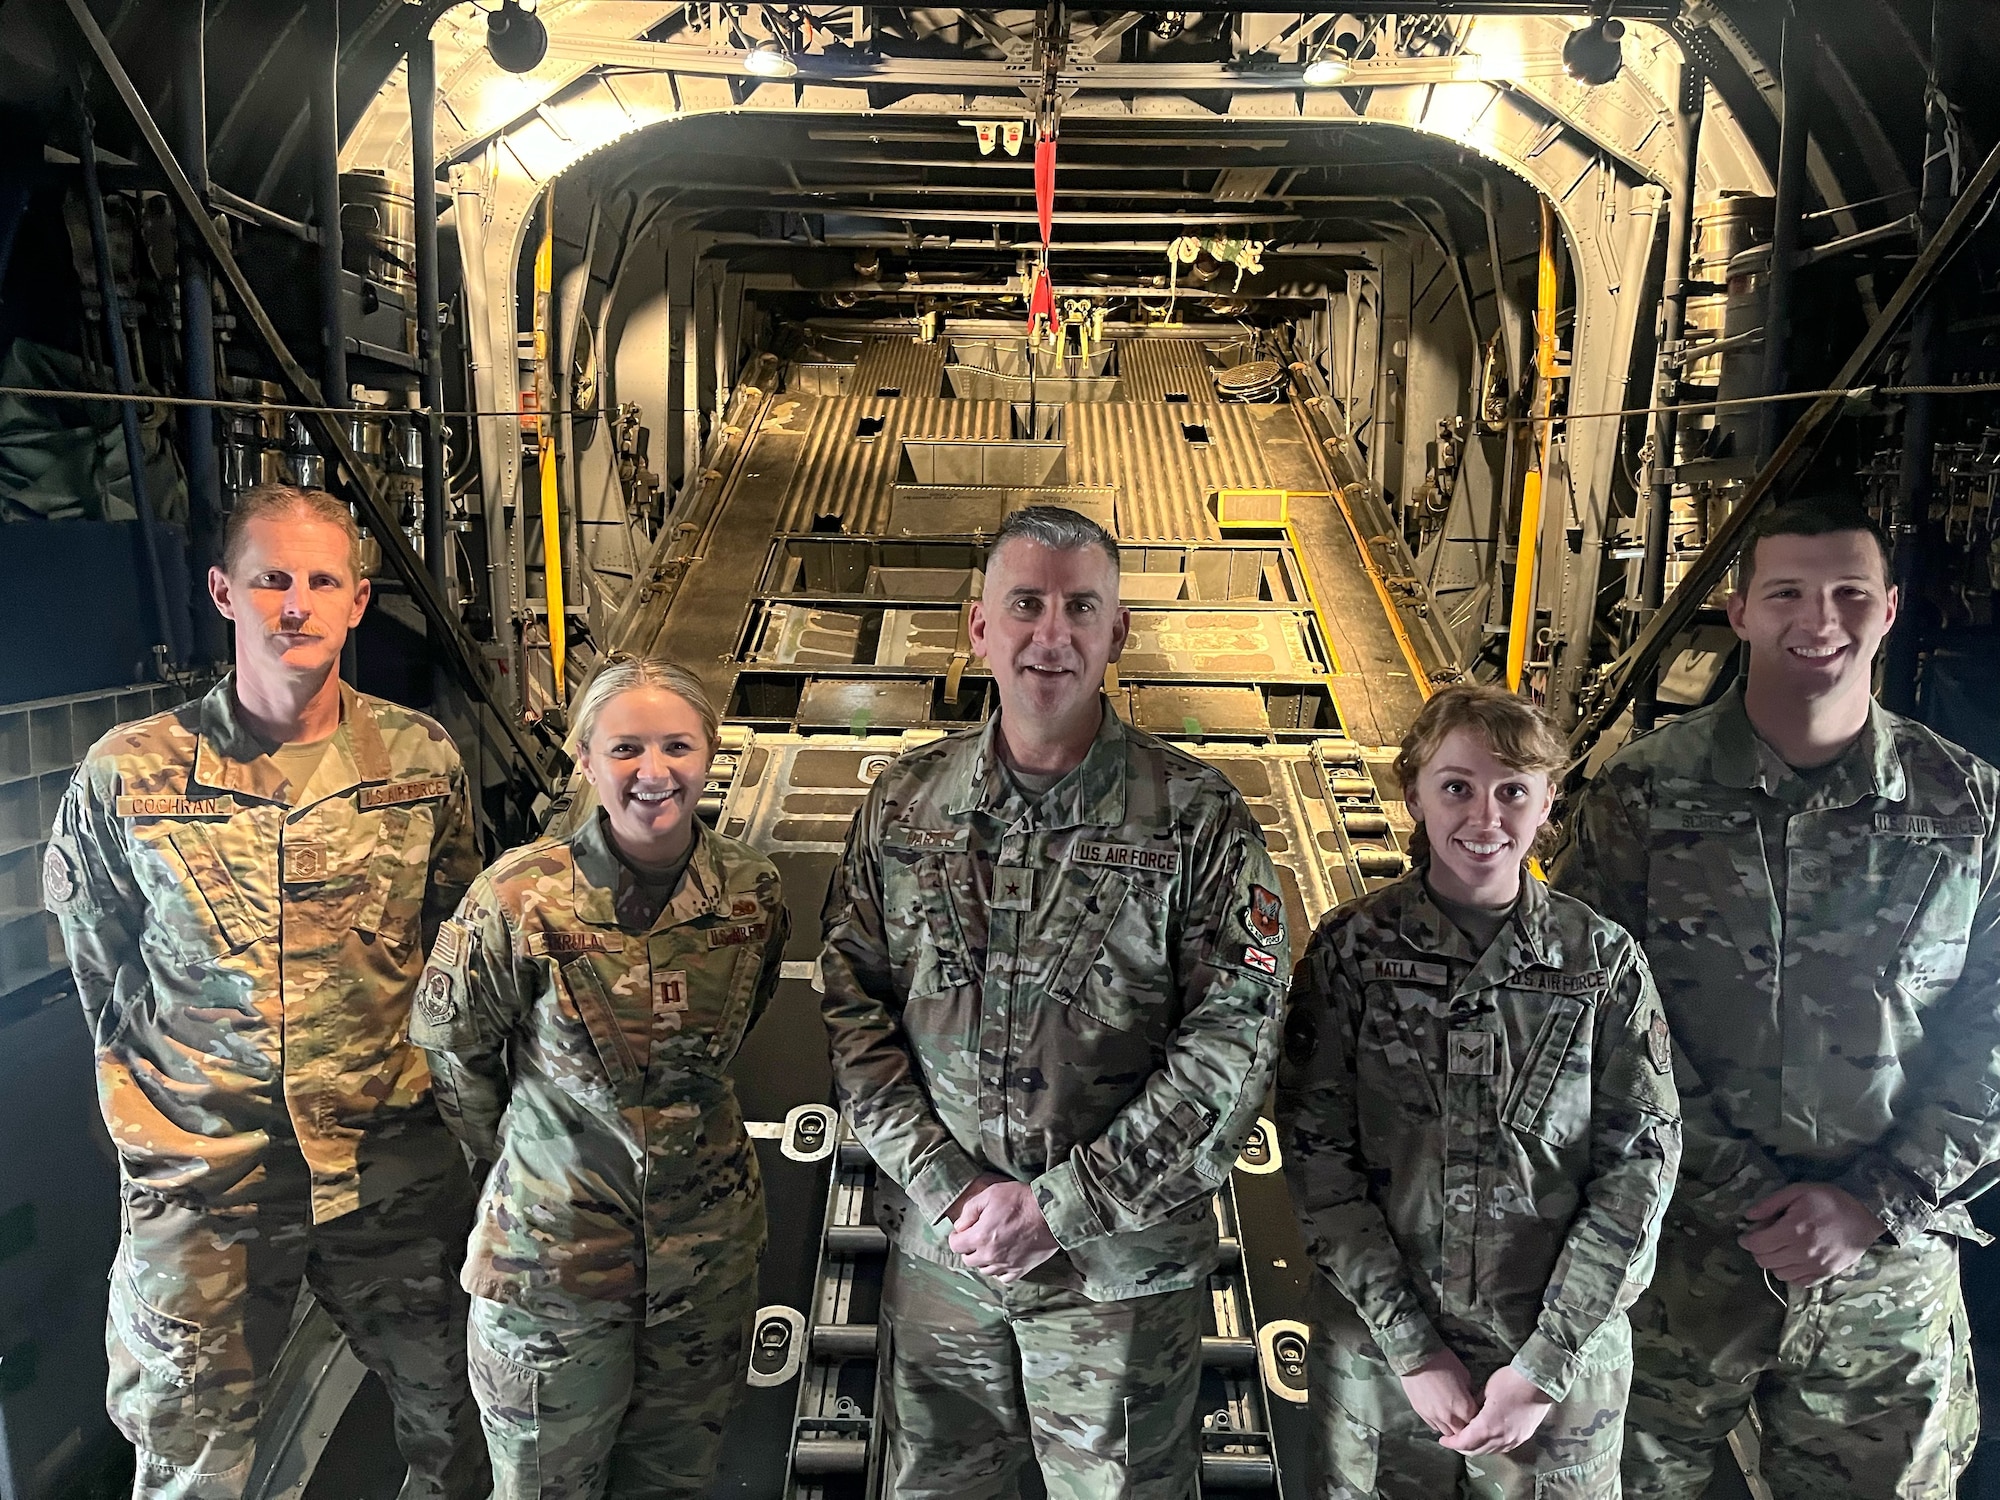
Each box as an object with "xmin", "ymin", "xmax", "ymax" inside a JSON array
[
  {"xmin": 1026, "ymin": 265, "xmax": 1056, "ymax": 338},
  {"xmin": 1033, "ymin": 129, "xmax": 1055, "ymax": 250}
]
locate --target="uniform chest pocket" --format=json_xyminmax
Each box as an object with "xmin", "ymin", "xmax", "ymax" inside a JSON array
[
  {"xmin": 1049, "ymin": 869, "xmax": 1169, "ymax": 1036},
  {"xmin": 665, "ymin": 945, "xmax": 763, "ymax": 1065},
  {"xmin": 130, "ymin": 821, "xmax": 263, "ymax": 962},
  {"xmin": 353, "ymin": 805, "xmax": 436, "ymax": 948},
  {"xmin": 883, "ymin": 852, "xmax": 970, "ymax": 999},
  {"xmin": 555, "ymin": 957, "xmax": 642, "ymax": 1088},
  {"xmin": 1881, "ymin": 841, "xmax": 1980, "ymax": 999},
  {"xmin": 1504, "ymin": 995, "xmax": 1592, "ymax": 1147},
  {"xmin": 1362, "ymin": 992, "xmax": 1440, "ymax": 1117}
]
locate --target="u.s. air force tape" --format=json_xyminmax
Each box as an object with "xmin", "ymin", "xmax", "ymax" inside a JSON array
[
  {"xmin": 360, "ymin": 776, "xmax": 451, "ymax": 809},
  {"xmin": 1073, "ymin": 839, "xmax": 1180, "ymax": 875}
]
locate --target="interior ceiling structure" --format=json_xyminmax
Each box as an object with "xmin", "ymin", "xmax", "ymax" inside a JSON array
[{"xmin": 0, "ymin": 0, "xmax": 1971, "ymax": 254}]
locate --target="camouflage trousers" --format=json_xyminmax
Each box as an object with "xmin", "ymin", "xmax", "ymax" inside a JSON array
[
  {"xmin": 1308, "ymin": 1287, "xmax": 1627, "ymax": 1499},
  {"xmin": 467, "ymin": 1265, "xmax": 758, "ymax": 1500},
  {"xmin": 1624, "ymin": 1215, "xmax": 1978, "ymax": 1500},
  {"xmin": 108, "ymin": 1155, "xmax": 483, "ymax": 1500},
  {"xmin": 880, "ymin": 1246, "xmax": 1204, "ymax": 1500}
]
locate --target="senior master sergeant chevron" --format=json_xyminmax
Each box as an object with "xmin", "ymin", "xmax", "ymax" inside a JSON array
[
  {"xmin": 1553, "ymin": 496, "xmax": 2000, "ymax": 1500},
  {"xmin": 44, "ymin": 485, "xmax": 484, "ymax": 1500},
  {"xmin": 820, "ymin": 505, "xmax": 1291, "ymax": 1500}
]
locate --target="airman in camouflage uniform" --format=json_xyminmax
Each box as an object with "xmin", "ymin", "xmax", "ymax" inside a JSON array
[
  {"xmin": 411, "ymin": 809, "xmax": 788, "ymax": 1500},
  {"xmin": 1553, "ymin": 503, "xmax": 2000, "ymax": 1499},
  {"xmin": 45, "ymin": 674, "xmax": 484, "ymax": 1500},
  {"xmin": 1278, "ymin": 870, "xmax": 1681, "ymax": 1498},
  {"xmin": 1554, "ymin": 680, "xmax": 1999, "ymax": 1498},
  {"xmin": 822, "ymin": 699, "xmax": 1288, "ymax": 1499}
]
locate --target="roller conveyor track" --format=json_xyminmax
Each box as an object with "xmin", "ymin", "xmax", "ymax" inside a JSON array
[{"xmin": 612, "ymin": 333, "xmax": 1427, "ymax": 1498}]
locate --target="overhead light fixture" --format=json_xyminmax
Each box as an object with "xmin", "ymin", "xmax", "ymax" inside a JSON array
[
  {"xmin": 745, "ymin": 43, "xmax": 799, "ymax": 78},
  {"xmin": 485, "ymin": 0, "xmax": 548, "ymax": 74},
  {"xmin": 1562, "ymin": 15, "xmax": 1625, "ymax": 87},
  {"xmin": 1303, "ymin": 55, "xmax": 1352, "ymax": 86}
]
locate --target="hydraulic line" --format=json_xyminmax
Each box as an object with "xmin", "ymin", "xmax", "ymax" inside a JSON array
[
  {"xmin": 534, "ymin": 181, "xmax": 568, "ymax": 702},
  {"xmin": 1507, "ymin": 196, "xmax": 1559, "ymax": 694}
]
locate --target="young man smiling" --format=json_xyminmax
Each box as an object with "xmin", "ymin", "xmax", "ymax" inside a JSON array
[
  {"xmin": 1554, "ymin": 496, "xmax": 2000, "ymax": 1499},
  {"xmin": 820, "ymin": 506, "xmax": 1290, "ymax": 1499},
  {"xmin": 45, "ymin": 485, "xmax": 484, "ymax": 1500}
]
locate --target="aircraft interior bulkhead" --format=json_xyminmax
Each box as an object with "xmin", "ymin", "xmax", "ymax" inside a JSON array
[{"xmin": 1, "ymin": 1, "xmax": 1998, "ymax": 1497}]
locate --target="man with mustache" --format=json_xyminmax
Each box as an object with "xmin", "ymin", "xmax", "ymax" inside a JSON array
[
  {"xmin": 821, "ymin": 505, "xmax": 1290, "ymax": 1499},
  {"xmin": 45, "ymin": 484, "xmax": 484, "ymax": 1500},
  {"xmin": 1554, "ymin": 497, "xmax": 2000, "ymax": 1499}
]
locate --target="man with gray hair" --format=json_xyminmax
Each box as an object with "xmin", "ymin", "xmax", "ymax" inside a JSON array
[{"xmin": 821, "ymin": 505, "xmax": 1290, "ymax": 1498}]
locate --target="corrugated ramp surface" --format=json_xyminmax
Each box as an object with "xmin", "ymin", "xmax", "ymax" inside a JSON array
[
  {"xmin": 775, "ymin": 396, "xmax": 1009, "ymax": 533},
  {"xmin": 1067, "ymin": 402, "xmax": 1282, "ymax": 542},
  {"xmin": 851, "ymin": 338, "xmax": 948, "ymax": 398},
  {"xmin": 1120, "ymin": 338, "xmax": 1219, "ymax": 404}
]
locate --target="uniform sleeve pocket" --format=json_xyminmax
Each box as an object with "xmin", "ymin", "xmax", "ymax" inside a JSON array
[
  {"xmin": 1506, "ymin": 996, "xmax": 1592, "ymax": 1146},
  {"xmin": 1100, "ymin": 1081, "xmax": 1216, "ymax": 1210},
  {"xmin": 109, "ymin": 1255, "xmax": 199, "ymax": 1388},
  {"xmin": 556, "ymin": 958, "xmax": 640, "ymax": 1087}
]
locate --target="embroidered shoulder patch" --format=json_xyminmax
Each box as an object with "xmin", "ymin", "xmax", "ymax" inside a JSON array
[
  {"xmin": 360, "ymin": 777, "xmax": 452, "ymax": 810},
  {"xmin": 416, "ymin": 969, "xmax": 456, "ymax": 1028},
  {"xmin": 1509, "ymin": 969, "xmax": 1608, "ymax": 996},
  {"xmin": 1647, "ymin": 1012, "xmax": 1673, "ymax": 1075},
  {"xmin": 1246, "ymin": 885, "xmax": 1285, "ymax": 947},
  {"xmin": 431, "ymin": 921, "xmax": 468, "ymax": 971},
  {"xmin": 527, "ymin": 930, "xmax": 625, "ymax": 957},
  {"xmin": 1073, "ymin": 839, "xmax": 1182, "ymax": 875},
  {"xmin": 114, "ymin": 794, "xmax": 235, "ymax": 819},
  {"xmin": 1875, "ymin": 813, "xmax": 1985, "ymax": 838},
  {"xmin": 1361, "ymin": 958, "xmax": 1449, "ymax": 986},
  {"xmin": 1241, "ymin": 945, "xmax": 1278, "ymax": 976},
  {"xmin": 42, "ymin": 844, "xmax": 76, "ymax": 906}
]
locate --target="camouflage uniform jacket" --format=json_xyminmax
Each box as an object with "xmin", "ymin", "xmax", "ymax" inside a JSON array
[
  {"xmin": 1276, "ymin": 870, "xmax": 1681, "ymax": 1400},
  {"xmin": 411, "ymin": 813, "xmax": 788, "ymax": 1324},
  {"xmin": 44, "ymin": 673, "xmax": 478, "ymax": 1223},
  {"xmin": 1552, "ymin": 682, "xmax": 2000, "ymax": 1245},
  {"xmin": 820, "ymin": 702, "xmax": 1289, "ymax": 1301}
]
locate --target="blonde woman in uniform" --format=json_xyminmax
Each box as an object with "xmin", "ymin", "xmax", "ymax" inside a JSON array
[
  {"xmin": 1276, "ymin": 685, "xmax": 1681, "ymax": 1498},
  {"xmin": 411, "ymin": 659, "xmax": 788, "ymax": 1499}
]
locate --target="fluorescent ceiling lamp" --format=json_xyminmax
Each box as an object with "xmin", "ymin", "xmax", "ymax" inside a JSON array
[
  {"xmin": 1302, "ymin": 56, "xmax": 1351, "ymax": 86},
  {"xmin": 745, "ymin": 44, "xmax": 799, "ymax": 78}
]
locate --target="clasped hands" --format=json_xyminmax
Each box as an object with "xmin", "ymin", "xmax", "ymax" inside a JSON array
[
  {"xmin": 1401, "ymin": 1352, "xmax": 1553, "ymax": 1455},
  {"xmin": 945, "ymin": 1171, "xmax": 1060, "ymax": 1282},
  {"xmin": 1736, "ymin": 1182, "xmax": 1887, "ymax": 1288}
]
